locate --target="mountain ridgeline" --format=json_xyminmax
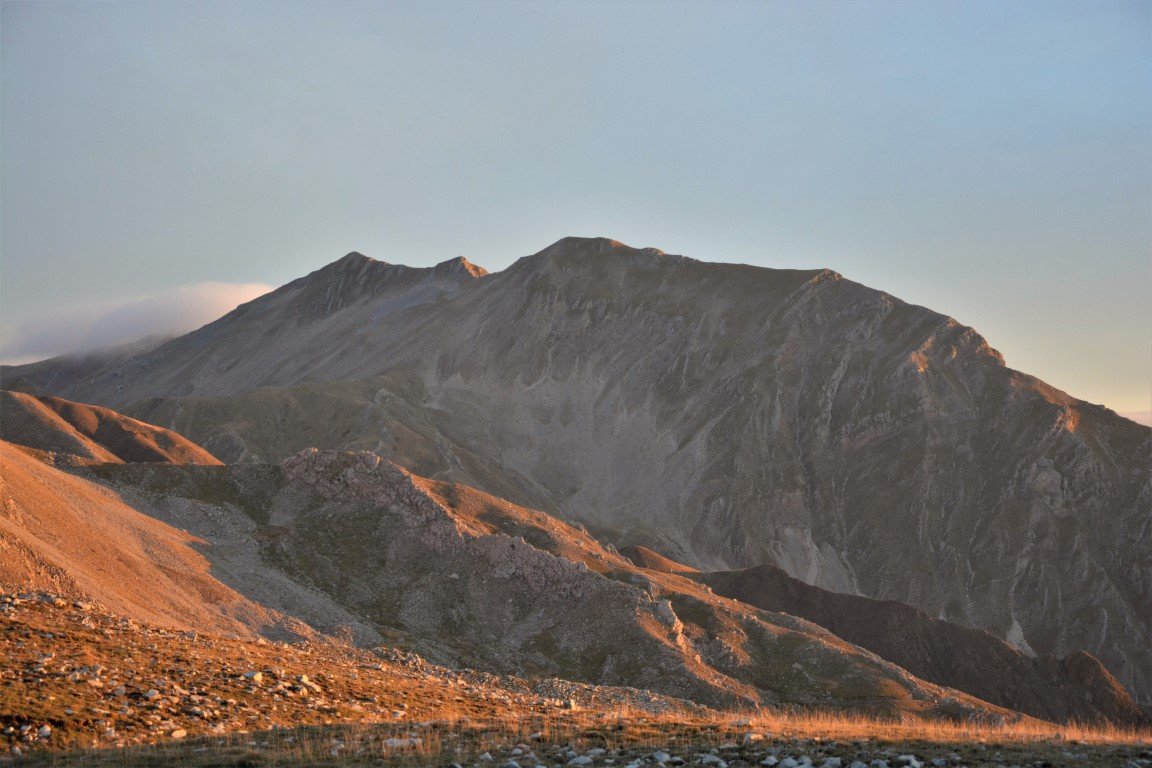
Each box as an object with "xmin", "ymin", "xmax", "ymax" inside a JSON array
[{"xmin": 4, "ymin": 236, "xmax": 1149, "ymax": 708}]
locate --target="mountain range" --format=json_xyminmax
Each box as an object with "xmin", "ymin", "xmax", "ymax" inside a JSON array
[{"xmin": 2, "ymin": 236, "xmax": 1149, "ymax": 727}]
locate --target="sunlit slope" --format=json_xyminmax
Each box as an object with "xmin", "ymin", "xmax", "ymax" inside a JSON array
[
  {"xmin": 0, "ymin": 390, "xmax": 221, "ymax": 465},
  {"xmin": 0, "ymin": 440, "xmax": 291, "ymax": 636}
]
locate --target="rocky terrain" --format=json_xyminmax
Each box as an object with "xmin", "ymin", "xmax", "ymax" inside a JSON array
[
  {"xmin": 0, "ymin": 589, "xmax": 698, "ymax": 751},
  {"xmin": 1, "ymin": 432, "xmax": 1028, "ymax": 720},
  {"xmin": 4, "ymin": 237, "xmax": 1146, "ymax": 707},
  {"xmin": 0, "ymin": 440, "xmax": 309, "ymax": 638},
  {"xmin": 3, "ymin": 593, "xmax": 1149, "ymax": 767}
]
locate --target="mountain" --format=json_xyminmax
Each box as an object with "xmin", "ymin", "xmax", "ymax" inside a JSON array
[
  {"xmin": 5, "ymin": 236, "xmax": 1149, "ymax": 707},
  {"xmin": 626, "ymin": 550, "xmax": 1144, "ymax": 725},
  {"xmin": 0, "ymin": 390, "xmax": 221, "ymax": 465}
]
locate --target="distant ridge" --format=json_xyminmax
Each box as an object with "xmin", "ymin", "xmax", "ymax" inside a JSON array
[{"xmin": 0, "ymin": 390, "xmax": 221, "ymax": 465}]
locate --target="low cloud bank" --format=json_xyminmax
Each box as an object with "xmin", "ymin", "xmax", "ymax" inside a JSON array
[{"xmin": 0, "ymin": 282, "xmax": 273, "ymax": 365}]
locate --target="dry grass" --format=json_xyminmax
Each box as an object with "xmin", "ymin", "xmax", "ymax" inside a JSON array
[
  {"xmin": 12, "ymin": 708, "xmax": 1150, "ymax": 767},
  {"xmin": 738, "ymin": 708, "xmax": 1152, "ymax": 746}
]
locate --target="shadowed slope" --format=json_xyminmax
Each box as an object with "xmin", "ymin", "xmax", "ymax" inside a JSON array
[
  {"xmin": 666, "ymin": 558, "xmax": 1146, "ymax": 726},
  {"xmin": 0, "ymin": 390, "xmax": 221, "ymax": 465}
]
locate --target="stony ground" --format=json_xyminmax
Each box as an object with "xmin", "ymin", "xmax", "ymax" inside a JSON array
[
  {"xmin": 2, "ymin": 591, "xmax": 1149, "ymax": 767},
  {"xmin": 0, "ymin": 590, "xmax": 696, "ymax": 753}
]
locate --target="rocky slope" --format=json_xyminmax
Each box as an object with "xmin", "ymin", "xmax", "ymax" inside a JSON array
[
  {"xmin": 621, "ymin": 545, "xmax": 700, "ymax": 574},
  {"xmin": 4, "ymin": 237, "xmax": 1149, "ymax": 706},
  {"xmin": 0, "ymin": 391, "xmax": 221, "ymax": 465}
]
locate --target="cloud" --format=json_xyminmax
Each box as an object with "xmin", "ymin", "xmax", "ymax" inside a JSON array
[
  {"xmin": 1120, "ymin": 411, "xmax": 1152, "ymax": 427},
  {"xmin": 0, "ymin": 281, "xmax": 273, "ymax": 365}
]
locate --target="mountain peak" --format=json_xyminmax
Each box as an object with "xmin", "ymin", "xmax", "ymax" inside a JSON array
[
  {"xmin": 509, "ymin": 237, "xmax": 676, "ymax": 274},
  {"xmin": 543, "ymin": 236, "xmax": 667, "ymax": 257},
  {"xmin": 432, "ymin": 255, "xmax": 488, "ymax": 279},
  {"xmin": 334, "ymin": 250, "xmax": 379, "ymax": 266}
]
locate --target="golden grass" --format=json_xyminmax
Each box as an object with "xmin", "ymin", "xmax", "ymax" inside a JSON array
[
  {"xmin": 738, "ymin": 708, "xmax": 1152, "ymax": 746},
  {"xmin": 17, "ymin": 706, "xmax": 1150, "ymax": 767}
]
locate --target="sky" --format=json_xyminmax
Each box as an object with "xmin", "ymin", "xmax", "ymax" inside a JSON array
[{"xmin": 2, "ymin": 0, "xmax": 1149, "ymax": 421}]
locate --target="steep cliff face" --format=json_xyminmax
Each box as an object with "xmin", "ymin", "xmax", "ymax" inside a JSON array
[{"xmin": 7, "ymin": 237, "xmax": 1149, "ymax": 704}]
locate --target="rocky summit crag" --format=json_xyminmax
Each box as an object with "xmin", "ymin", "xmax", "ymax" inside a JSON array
[{"xmin": 3, "ymin": 236, "xmax": 1149, "ymax": 713}]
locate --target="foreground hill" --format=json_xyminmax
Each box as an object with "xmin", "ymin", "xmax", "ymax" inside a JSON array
[
  {"xmin": 0, "ymin": 440, "xmax": 309, "ymax": 638},
  {"xmin": 0, "ymin": 390, "xmax": 221, "ymax": 465},
  {"xmin": 4, "ymin": 237, "xmax": 1149, "ymax": 707}
]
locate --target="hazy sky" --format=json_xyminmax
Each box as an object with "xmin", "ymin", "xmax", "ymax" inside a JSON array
[{"xmin": 2, "ymin": 0, "xmax": 1149, "ymax": 419}]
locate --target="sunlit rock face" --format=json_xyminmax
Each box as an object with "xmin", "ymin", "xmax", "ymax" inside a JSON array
[{"xmin": 6, "ymin": 236, "xmax": 1150, "ymax": 704}]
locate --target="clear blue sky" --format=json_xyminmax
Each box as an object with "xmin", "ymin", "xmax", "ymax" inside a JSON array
[{"xmin": 2, "ymin": 0, "xmax": 1149, "ymax": 418}]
